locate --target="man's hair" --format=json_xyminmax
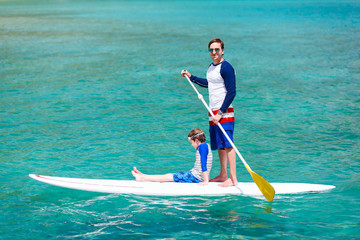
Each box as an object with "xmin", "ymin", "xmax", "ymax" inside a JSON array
[
  {"xmin": 208, "ymin": 38, "xmax": 224, "ymax": 50},
  {"xmin": 188, "ymin": 128, "xmax": 206, "ymax": 143}
]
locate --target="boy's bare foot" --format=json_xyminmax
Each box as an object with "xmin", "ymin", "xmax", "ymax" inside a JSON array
[
  {"xmin": 219, "ymin": 178, "xmax": 235, "ymax": 187},
  {"xmin": 133, "ymin": 167, "xmax": 143, "ymax": 175},
  {"xmin": 210, "ymin": 175, "xmax": 227, "ymax": 182},
  {"xmin": 131, "ymin": 170, "xmax": 143, "ymax": 181}
]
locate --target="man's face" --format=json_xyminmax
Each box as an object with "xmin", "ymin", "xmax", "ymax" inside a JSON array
[{"xmin": 209, "ymin": 42, "xmax": 224, "ymax": 62}]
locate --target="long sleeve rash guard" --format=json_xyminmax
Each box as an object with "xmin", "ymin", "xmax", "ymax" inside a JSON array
[{"xmin": 190, "ymin": 60, "xmax": 236, "ymax": 113}]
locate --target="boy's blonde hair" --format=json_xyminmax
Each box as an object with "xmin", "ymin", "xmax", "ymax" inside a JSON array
[{"xmin": 188, "ymin": 128, "xmax": 206, "ymax": 143}]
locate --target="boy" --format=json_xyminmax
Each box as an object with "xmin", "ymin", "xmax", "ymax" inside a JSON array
[{"xmin": 131, "ymin": 128, "xmax": 212, "ymax": 186}]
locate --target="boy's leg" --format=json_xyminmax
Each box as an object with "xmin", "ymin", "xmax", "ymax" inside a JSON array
[
  {"xmin": 142, "ymin": 173, "xmax": 174, "ymax": 182},
  {"xmin": 132, "ymin": 169, "xmax": 174, "ymax": 182}
]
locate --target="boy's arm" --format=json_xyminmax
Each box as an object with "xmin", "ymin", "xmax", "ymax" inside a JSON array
[
  {"xmin": 198, "ymin": 143, "xmax": 210, "ymax": 186},
  {"xmin": 198, "ymin": 171, "xmax": 209, "ymax": 186}
]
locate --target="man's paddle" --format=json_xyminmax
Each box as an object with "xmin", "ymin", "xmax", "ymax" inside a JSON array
[{"xmin": 184, "ymin": 74, "xmax": 275, "ymax": 202}]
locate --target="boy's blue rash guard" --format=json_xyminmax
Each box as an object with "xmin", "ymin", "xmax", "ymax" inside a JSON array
[
  {"xmin": 198, "ymin": 143, "xmax": 209, "ymax": 172},
  {"xmin": 189, "ymin": 60, "xmax": 236, "ymax": 113},
  {"xmin": 190, "ymin": 142, "xmax": 213, "ymax": 181}
]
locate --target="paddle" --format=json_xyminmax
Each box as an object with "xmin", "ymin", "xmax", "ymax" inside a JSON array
[{"xmin": 184, "ymin": 74, "xmax": 275, "ymax": 202}]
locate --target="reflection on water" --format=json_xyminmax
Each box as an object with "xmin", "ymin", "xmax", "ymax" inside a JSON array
[{"xmin": 33, "ymin": 193, "xmax": 282, "ymax": 238}]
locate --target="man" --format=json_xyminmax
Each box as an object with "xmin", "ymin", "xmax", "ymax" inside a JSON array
[{"xmin": 181, "ymin": 38, "xmax": 237, "ymax": 187}]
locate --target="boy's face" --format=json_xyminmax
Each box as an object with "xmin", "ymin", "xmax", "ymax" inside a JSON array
[{"xmin": 189, "ymin": 139, "xmax": 201, "ymax": 149}]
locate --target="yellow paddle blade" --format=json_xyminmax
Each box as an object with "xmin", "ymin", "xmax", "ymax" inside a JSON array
[{"xmin": 245, "ymin": 164, "xmax": 275, "ymax": 202}]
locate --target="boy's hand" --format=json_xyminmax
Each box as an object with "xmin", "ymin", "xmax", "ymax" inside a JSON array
[{"xmin": 199, "ymin": 171, "xmax": 209, "ymax": 186}]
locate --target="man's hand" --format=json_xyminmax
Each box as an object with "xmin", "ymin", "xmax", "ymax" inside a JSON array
[
  {"xmin": 212, "ymin": 113, "xmax": 222, "ymax": 125},
  {"xmin": 181, "ymin": 70, "xmax": 191, "ymax": 78}
]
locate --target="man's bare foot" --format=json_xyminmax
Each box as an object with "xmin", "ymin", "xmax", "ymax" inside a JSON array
[
  {"xmin": 219, "ymin": 178, "xmax": 235, "ymax": 187},
  {"xmin": 210, "ymin": 175, "xmax": 228, "ymax": 182}
]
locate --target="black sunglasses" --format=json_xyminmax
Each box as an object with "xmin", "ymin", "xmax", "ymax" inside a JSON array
[{"xmin": 208, "ymin": 48, "xmax": 221, "ymax": 52}]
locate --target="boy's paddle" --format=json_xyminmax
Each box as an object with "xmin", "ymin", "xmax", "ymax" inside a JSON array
[{"xmin": 184, "ymin": 74, "xmax": 275, "ymax": 202}]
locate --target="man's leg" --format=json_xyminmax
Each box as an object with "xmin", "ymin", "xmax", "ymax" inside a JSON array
[
  {"xmin": 209, "ymin": 149, "xmax": 228, "ymax": 182},
  {"xmin": 219, "ymin": 147, "xmax": 237, "ymax": 187}
]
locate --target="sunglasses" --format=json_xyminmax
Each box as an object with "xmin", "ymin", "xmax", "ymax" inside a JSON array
[{"xmin": 208, "ymin": 48, "xmax": 221, "ymax": 53}]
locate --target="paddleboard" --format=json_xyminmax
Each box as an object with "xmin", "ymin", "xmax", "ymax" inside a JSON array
[{"xmin": 29, "ymin": 174, "xmax": 335, "ymax": 197}]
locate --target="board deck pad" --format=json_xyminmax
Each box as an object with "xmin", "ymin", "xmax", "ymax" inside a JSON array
[{"xmin": 29, "ymin": 174, "xmax": 335, "ymax": 198}]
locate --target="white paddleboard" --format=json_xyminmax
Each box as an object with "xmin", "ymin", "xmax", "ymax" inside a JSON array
[{"xmin": 29, "ymin": 174, "xmax": 335, "ymax": 197}]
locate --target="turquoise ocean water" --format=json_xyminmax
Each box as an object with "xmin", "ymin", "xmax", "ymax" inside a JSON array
[{"xmin": 1, "ymin": 0, "xmax": 359, "ymax": 239}]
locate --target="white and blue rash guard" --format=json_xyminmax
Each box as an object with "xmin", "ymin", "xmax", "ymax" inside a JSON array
[
  {"xmin": 190, "ymin": 143, "xmax": 213, "ymax": 181},
  {"xmin": 189, "ymin": 60, "xmax": 236, "ymax": 114}
]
